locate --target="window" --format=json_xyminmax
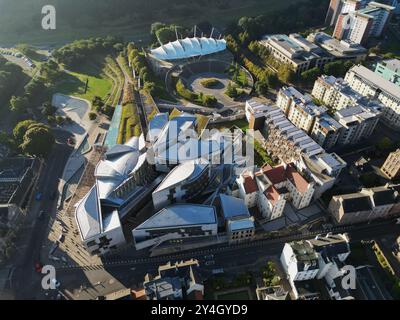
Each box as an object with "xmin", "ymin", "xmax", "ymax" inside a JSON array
[{"xmin": 87, "ymin": 240, "xmax": 97, "ymax": 247}]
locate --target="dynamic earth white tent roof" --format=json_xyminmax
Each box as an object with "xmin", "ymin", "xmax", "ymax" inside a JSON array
[{"xmin": 150, "ymin": 37, "xmax": 227, "ymax": 61}]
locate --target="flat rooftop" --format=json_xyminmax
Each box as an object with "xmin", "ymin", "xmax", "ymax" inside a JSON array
[
  {"xmin": 135, "ymin": 204, "xmax": 217, "ymax": 230},
  {"xmin": 349, "ymin": 65, "xmax": 400, "ymax": 99}
]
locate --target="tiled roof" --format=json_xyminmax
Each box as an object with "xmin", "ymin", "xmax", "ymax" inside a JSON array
[
  {"xmin": 263, "ymin": 163, "xmax": 310, "ymax": 193},
  {"xmin": 286, "ymin": 163, "xmax": 310, "ymax": 193},
  {"xmin": 264, "ymin": 165, "xmax": 287, "ymax": 185},
  {"xmin": 265, "ymin": 186, "xmax": 281, "ymax": 205},
  {"xmin": 243, "ymin": 175, "xmax": 259, "ymax": 194}
]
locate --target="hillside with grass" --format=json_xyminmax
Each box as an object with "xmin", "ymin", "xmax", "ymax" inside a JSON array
[{"xmin": 0, "ymin": 0, "xmax": 327, "ymax": 45}]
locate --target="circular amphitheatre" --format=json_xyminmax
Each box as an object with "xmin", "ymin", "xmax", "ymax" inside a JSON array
[{"xmin": 169, "ymin": 59, "xmax": 254, "ymax": 109}]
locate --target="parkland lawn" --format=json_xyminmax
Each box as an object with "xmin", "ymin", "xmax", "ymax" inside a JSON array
[{"xmin": 52, "ymin": 55, "xmax": 113, "ymax": 102}]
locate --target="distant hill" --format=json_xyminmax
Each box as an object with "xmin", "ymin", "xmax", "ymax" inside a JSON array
[{"xmin": 0, "ymin": 0, "xmax": 326, "ymax": 46}]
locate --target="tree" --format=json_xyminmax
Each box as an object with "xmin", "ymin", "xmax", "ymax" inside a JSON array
[
  {"xmin": 255, "ymin": 80, "xmax": 269, "ymax": 96},
  {"xmin": 0, "ymin": 132, "xmax": 14, "ymax": 150},
  {"xmin": 150, "ymin": 22, "xmax": 166, "ymax": 38},
  {"xmin": 323, "ymin": 60, "xmax": 348, "ymax": 78},
  {"xmin": 376, "ymin": 137, "xmax": 393, "ymax": 152},
  {"xmin": 0, "ymin": 57, "xmax": 25, "ymax": 106},
  {"xmin": 47, "ymin": 115, "xmax": 56, "ymax": 125},
  {"xmin": 156, "ymin": 26, "xmax": 181, "ymax": 44},
  {"xmin": 238, "ymin": 31, "xmax": 250, "ymax": 46},
  {"xmin": 301, "ymin": 67, "xmax": 321, "ymax": 84},
  {"xmin": 13, "ymin": 120, "xmax": 36, "ymax": 144},
  {"xmin": 196, "ymin": 21, "xmax": 213, "ymax": 36},
  {"xmin": 265, "ymin": 73, "xmax": 279, "ymax": 88},
  {"xmin": 55, "ymin": 116, "xmax": 65, "ymax": 125},
  {"xmin": 101, "ymin": 104, "xmax": 113, "ymax": 118},
  {"xmin": 225, "ymin": 82, "xmax": 239, "ymax": 98},
  {"xmin": 278, "ymin": 64, "xmax": 295, "ymax": 84},
  {"xmin": 20, "ymin": 124, "xmax": 55, "ymax": 157},
  {"xmin": 16, "ymin": 44, "xmax": 37, "ymax": 59},
  {"xmin": 25, "ymin": 78, "xmax": 48, "ymax": 104},
  {"xmin": 41, "ymin": 102, "xmax": 56, "ymax": 117},
  {"xmin": 10, "ymin": 96, "xmax": 29, "ymax": 113},
  {"xmin": 144, "ymin": 81, "xmax": 156, "ymax": 95},
  {"xmin": 40, "ymin": 60, "xmax": 62, "ymax": 84},
  {"xmin": 369, "ymin": 46, "xmax": 380, "ymax": 55},
  {"xmin": 202, "ymin": 95, "xmax": 217, "ymax": 107},
  {"xmin": 89, "ymin": 112, "xmax": 97, "ymax": 121}
]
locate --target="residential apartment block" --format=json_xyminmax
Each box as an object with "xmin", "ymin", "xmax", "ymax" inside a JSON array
[
  {"xmin": 374, "ymin": 59, "xmax": 400, "ymax": 86},
  {"xmin": 245, "ymin": 99, "xmax": 276, "ymax": 130},
  {"xmin": 281, "ymin": 234, "xmax": 354, "ymax": 300},
  {"xmin": 345, "ymin": 64, "xmax": 400, "ymax": 128},
  {"xmin": 236, "ymin": 163, "xmax": 314, "ymax": 221},
  {"xmin": 312, "ymin": 75, "xmax": 383, "ymax": 112},
  {"xmin": 312, "ymin": 75, "xmax": 364, "ymax": 110},
  {"xmin": 381, "ymin": 149, "xmax": 400, "ymax": 179},
  {"xmin": 244, "ymin": 100, "xmax": 347, "ymax": 199},
  {"xmin": 328, "ymin": 186, "xmax": 399, "ymax": 224},
  {"xmin": 333, "ymin": 1, "xmax": 394, "ymax": 45},
  {"xmin": 277, "ymin": 86, "xmax": 327, "ymax": 134},
  {"xmin": 333, "ymin": 105, "xmax": 380, "ymax": 145},
  {"xmin": 262, "ymin": 107, "xmax": 325, "ymax": 163},
  {"xmin": 310, "ymin": 114, "xmax": 343, "ymax": 150},
  {"xmin": 143, "ymin": 259, "xmax": 204, "ymax": 300},
  {"xmin": 296, "ymin": 152, "xmax": 347, "ymax": 198}
]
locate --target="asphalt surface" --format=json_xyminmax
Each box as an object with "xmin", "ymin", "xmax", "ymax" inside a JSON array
[
  {"xmin": 10, "ymin": 130, "xmax": 74, "ymax": 299},
  {"xmin": 26, "ymin": 218, "xmax": 400, "ymax": 300}
]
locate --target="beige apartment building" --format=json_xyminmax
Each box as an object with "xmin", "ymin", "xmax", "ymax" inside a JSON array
[{"xmin": 381, "ymin": 149, "xmax": 400, "ymax": 180}]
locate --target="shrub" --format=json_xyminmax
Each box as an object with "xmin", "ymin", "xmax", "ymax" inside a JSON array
[
  {"xmin": 200, "ymin": 78, "xmax": 221, "ymax": 88},
  {"xmin": 89, "ymin": 112, "xmax": 97, "ymax": 121},
  {"xmin": 55, "ymin": 116, "xmax": 65, "ymax": 125},
  {"xmin": 202, "ymin": 95, "xmax": 217, "ymax": 107},
  {"xmin": 225, "ymin": 83, "xmax": 239, "ymax": 98}
]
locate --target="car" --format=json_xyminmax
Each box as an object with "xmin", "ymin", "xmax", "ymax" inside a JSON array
[
  {"xmin": 34, "ymin": 262, "xmax": 43, "ymax": 273},
  {"xmin": 205, "ymin": 260, "xmax": 215, "ymax": 266}
]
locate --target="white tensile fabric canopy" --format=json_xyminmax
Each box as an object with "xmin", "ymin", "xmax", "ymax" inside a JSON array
[{"xmin": 150, "ymin": 37, "xmax": 226, "ymax": 61}]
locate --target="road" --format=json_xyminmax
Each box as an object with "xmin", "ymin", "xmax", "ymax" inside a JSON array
[
  {"xmin": 9, "ymin": 130, "xmax": 74, "ymax": 299},
  {"xmin": 19, "ymin": 217, "xmax": 400, "ymax": 300}
]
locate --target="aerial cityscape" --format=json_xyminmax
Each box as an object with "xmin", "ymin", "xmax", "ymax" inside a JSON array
[{"xmin": 1, "ymin": 0, "xmax": 400, "ymax": 307}]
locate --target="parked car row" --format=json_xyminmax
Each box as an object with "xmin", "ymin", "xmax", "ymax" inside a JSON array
[{"xmin": 0, "ymin": 49, "xmax": 36, "ymax": 68}]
